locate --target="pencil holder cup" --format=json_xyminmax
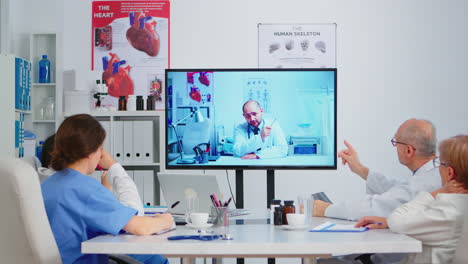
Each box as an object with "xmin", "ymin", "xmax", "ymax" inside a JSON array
[{"xmin": 210, "ymin": 206, "xmax": 229, "ymax": 227}]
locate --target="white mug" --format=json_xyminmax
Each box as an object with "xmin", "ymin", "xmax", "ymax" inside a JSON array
[
  {"xmin": 287, "ymin": 213, "xmax": 306, "ymax": 226},
  {"xmin": 186, "ymin": 212, "xmax": 209, "ymax": 226}
]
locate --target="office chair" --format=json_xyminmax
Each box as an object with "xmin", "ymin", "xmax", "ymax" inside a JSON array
[
  {"xmin": 453, "ymin": 211, "xmax": 468, "ymax": 264},
  {"xmin": 0, "ymin": 158, "xmax": 141, "ymax": 264},
  {"xmin": 0, "ymin": 158, "xmax": 61, "ymax": 263}
]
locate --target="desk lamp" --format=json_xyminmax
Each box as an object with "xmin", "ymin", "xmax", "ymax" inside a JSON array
[{"xmin": 170, "ymin": 107, "xmax": 204, "ymax": 164}]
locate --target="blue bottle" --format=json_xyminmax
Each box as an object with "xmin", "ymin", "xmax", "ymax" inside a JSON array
[
  {"xmin": 39, "ymin": 55, "xmax": 51, "ymax": 83},
  {"xmin": 36, "ymin": 140, "xmax": 44, "ymax": 162}
]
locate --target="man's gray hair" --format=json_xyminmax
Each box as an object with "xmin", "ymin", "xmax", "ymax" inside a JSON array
[{"xmin": 400, "ymin": 119, "xmax": 437, "ymax": 157}]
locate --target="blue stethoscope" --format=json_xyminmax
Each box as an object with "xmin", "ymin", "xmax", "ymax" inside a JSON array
[{"xmin": 168, "ymin": 235, "xmax": 222, "ymax": 241}]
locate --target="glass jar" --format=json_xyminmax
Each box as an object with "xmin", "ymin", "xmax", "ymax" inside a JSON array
[
  {"xmin": 44, "ymin": 97, "xmax": 55, "ymax": 120},
  {"xmin": 282, "ymin": 200, "xmax": 295, "ymax": 225}
]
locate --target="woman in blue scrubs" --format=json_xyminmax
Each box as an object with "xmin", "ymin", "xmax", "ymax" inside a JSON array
[{"xmin": 42, "ymin": 114, "xmax": 173, "ymax": 264}]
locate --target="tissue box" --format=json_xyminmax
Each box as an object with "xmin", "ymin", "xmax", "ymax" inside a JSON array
[{"xmin": 64, "ymin": 90, "xmax": 91, "ymax": 114}]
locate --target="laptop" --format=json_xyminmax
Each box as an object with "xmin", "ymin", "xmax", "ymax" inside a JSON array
[
  {"xmin": 157, "ymin": 172, "xmax": 251, "ymax": 220},
  {"xmin": 157, "ymin": 172, "xmax": 224, "ymax": 215}
]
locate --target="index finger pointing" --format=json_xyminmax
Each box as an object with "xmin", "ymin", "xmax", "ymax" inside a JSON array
[{"xmin": 343, "ymin": 140, "xmax": 356, "ymax": 152}]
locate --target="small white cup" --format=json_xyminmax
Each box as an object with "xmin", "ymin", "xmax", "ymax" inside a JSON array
[
  {"xmin": 187, "ymin": 212, "xmax": 209, "ymax": 226},
  {"xmin": 287, "ymin": 213, "xmax": 306, "ymax": 226}
]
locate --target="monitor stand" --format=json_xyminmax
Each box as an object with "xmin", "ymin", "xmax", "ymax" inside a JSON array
[{"xmin": 235, "ymin": 169, "xmax": 276, "ymax": 264}]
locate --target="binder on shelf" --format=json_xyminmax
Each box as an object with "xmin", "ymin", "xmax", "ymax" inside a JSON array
[
  {"xmin": 123, "ymin": 121, "xmax": 134, "ymax": 163},
  {"xmin": 132, "ymin": 120, "xmax": 154, "ymax": 163},
  {"xmin": 133, "ymin": 170, "xmax": 144, "ymax": 203},
  {"xmin": 142, "ymin": 170, "xmax": 155, "ymax": 206},
  {"xmin": 100, "ymin": 121, "xmax": 111, "ymax": 153},
  {"xmin": 113, "ymin": 121, "xmax": 124, "ymax": 163},
  {"xmin": 141, "ymin": 120, "xmax": 154, "ymax": 163}
]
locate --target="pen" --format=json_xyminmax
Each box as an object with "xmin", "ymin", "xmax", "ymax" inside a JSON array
[
  {"xmin": 223, "ymin": 197, "xmax": 232, "ymax": 207},
  {"xmin": 209, "ymin": 195, "xmax": 218, "ymax": 207},
  {"xmin": 170, "ymin": 201, "xmax": 180, "ymax": 209},
  {"xmin": 270, "ymin": 118, "xmax": 277, "ymax": 127}
]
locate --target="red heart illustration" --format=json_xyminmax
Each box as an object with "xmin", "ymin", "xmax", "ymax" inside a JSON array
[
  {"xmin": 198, "ymin": 72, "xmax": 210, "ymax": 86},
  {"xmin": 126, "ymin": 12, "xmax": 160, "ymax": 57},
  {"xmin": 102, "ymin": 53, "xmax": 134, "ymax": 98},
  {"xmin": 189, "ymin": 86, "xmax": 202, "ymax": 102}
]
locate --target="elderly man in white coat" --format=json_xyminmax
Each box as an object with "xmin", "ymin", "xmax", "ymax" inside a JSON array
[{"xmin": 314, "ymin": 119, "xmax": 441, "ymax": 220}]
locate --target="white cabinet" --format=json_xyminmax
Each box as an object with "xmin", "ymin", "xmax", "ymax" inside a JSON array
[{"xmin": 29, "ymin": 33, "xmax": 62, "ymax": 142}]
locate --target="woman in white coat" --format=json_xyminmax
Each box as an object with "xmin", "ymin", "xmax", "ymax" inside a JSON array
[{"xmin": 356, "ymin": 135, "xmax": 468, "ymax": 264}]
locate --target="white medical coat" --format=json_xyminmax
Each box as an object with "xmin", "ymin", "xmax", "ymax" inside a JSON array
[
  {"xmin": 388, "ymin": 192, "xmax": 468, "ymax": 264},
  {"xmin": 325, "ymin": 160, "xmax": 441, "ymax": 220}
]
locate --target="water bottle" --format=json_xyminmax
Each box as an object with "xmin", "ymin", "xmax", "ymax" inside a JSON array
[{"xmin": 39, "ymin": 55, "xmax": 51, "ymax": 83}]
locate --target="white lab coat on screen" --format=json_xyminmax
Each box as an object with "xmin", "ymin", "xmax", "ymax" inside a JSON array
[
  {"xmin": 325, "ymin": 160, "xmax": 441, "ymax": 220},
  {"xmin": 232, "ymin": 118, "xmax": 288, "ymax": 159}
]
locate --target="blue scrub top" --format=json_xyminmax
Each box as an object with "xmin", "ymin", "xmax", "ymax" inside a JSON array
[{"xmin": 42, "ymin": 168, "xmax": 137, "ymax": 264}]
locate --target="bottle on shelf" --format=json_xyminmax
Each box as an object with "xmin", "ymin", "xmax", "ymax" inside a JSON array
[
  {"xmin": 36, "ymin": 140, "xmax": 44, "ymax": 162},
  {"xmin": 136, "ymin": 95, "xmax": 144, "ymax": 110},
  {"xmin": 44, "ymin": 96, "xmax": 55, "ymax": 120},
  {"xmin": 118, "ymin": 96, "xmax": 127, "ymax": 111},
  {"xmin": 146, "ymin": 95, "xmax": 155, "ymax": 110},
  {"xmin": 127, "ymin": 95, "xmax": 137, "ymax": 111},
  {"xmin": 39, "ymin": 55, "xmax": 51, "ymax": 83}
]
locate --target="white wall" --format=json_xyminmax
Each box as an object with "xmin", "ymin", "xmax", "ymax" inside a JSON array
[{"xmin": 10, "ymin": 0, "xmax": 468, "ymax": 211}]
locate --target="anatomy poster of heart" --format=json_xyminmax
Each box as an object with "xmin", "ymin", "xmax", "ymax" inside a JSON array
[
  {"xmin": 92, "ymin": 1, "xmax": 169, "ymax": 109},
  {"xmin": 258, "ymin": 23, "xmax": 336, "ymax": 68},
  {"xmin": 185, "ymin": 72, "xmax": 214, "ymax": 106}
]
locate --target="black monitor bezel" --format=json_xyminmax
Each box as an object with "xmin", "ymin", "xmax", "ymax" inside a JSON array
[{"xmin": 165, "ymin": 68, "xmax": 337, "ymax": 170}]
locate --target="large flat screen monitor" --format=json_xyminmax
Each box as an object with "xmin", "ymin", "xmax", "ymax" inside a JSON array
[{"xmin": 165, "ymin": 68, "xmax": 337, "ymax": 170}]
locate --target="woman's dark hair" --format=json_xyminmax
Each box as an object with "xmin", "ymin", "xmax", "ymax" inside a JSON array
[
  {"xmin": 50, "ymin": 114, "xmax": 106, "ymax": 171},
  {"xmin": 41, "ymin": 134, "xmax": 55, "ymax": 168}
]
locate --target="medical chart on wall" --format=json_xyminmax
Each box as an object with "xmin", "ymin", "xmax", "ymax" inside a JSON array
[
  {"xmin": 258, "ymin": 23, "xmax": 336, "ymax": 68},
  {"xmin": 92, "ymin": 1, "xmax": 170, "ymax": 109}
]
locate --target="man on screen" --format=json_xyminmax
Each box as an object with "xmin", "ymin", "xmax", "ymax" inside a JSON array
[{"xmin": 233, "ymin": 100, "xmax": 288, "ymax": 159}]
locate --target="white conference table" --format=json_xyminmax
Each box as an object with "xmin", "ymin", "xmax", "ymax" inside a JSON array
[{"xmin": 82, "ymin": 217, "xmax": 421, "ymax": 263}]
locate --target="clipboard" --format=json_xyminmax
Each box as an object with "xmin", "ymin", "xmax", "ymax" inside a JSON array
[{"xmin": 309, "ymin": 222, "xmax": 368, "ymax": 233}]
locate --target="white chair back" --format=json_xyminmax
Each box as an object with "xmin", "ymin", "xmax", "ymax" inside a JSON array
[{"xmin": 0, "ymin": 158, "xmax": 61, "ymax": 263}]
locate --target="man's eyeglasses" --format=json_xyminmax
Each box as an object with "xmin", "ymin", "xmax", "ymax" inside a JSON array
[
  {"xmin": 390, "ymin": 138, "xmax": 417, "ymax": 151},
  {"xmin": 243, "ymin": 112, "xmax": 258, "ymax": 118},
  {"xmin": 433, "ymin": 157, "xmax": 448, "ymax": 168}
]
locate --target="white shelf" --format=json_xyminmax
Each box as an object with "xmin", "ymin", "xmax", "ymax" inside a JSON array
[
  {"xmin": 15, "ymin": 109, "xmax": 32, "ymax": 114},
  {"xmin": 33, "ymin": 120, "xmax": 55, "ymax": 123},
  {"xmin": 65, "ymin": 110, "xmax": 165, "ymax": 118},
  {"xmin": 32, "ymin": 83, "xmax": 56, "ymax": 87},
  {"xmin": 121, "ymin": 162, "xmax": 161, "ymax": 167}
]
